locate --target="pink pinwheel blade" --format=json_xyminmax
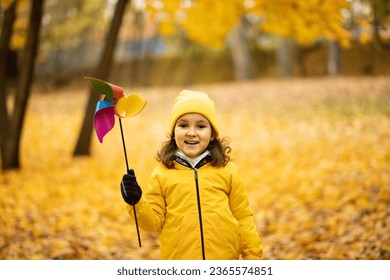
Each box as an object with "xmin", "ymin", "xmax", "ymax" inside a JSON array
[{"xmin": 94, "ymin": 101, "xmax": 116, "ymax": 143}]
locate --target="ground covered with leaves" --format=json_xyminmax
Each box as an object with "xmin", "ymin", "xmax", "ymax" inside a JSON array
[{"xmin": 1, "ymin": 76, "xmax": 389, "ymax": 259}]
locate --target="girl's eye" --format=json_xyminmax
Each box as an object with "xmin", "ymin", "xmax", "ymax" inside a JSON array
[
  {"xmin": 198, "ymin": 124, "xmax": 206, "ymax": 129},
  {"xmin": 178, "ymin": 123, "xmax": 188, "ymax": 128}
]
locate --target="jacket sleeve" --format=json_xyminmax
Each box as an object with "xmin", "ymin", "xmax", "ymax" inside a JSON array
[
  {"xmin": 128, "ymin": 167, "xmax": 166, "ymax": 233},
  {"xmin": 228, "ymin": 163, "xmax": 263, "ymax": 259}
]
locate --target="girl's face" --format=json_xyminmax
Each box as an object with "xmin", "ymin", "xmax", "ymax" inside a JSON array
[{"xmin": 174, "ymin": 113, "xmax": 213, "ymax": 158}]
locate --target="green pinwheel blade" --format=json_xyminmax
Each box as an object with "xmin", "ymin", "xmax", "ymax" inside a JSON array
[{"xmin": 84, "ymin": 77, "xmax": 114, "ymax": 100}]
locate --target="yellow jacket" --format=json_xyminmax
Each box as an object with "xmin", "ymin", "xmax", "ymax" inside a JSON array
[{"xmin": 128, "ymin": 159, "xmax": 263, "ymax": 260}]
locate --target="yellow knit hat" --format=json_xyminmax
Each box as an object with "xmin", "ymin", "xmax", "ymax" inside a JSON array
[{"xmin": 168, "ymin": 90, "xmax": 220, "ymax": 137}]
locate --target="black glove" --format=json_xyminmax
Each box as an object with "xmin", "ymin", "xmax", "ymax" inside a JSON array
[{"xmin": 120, "ymin": 169, "xmax": 142, "ymax": 206}]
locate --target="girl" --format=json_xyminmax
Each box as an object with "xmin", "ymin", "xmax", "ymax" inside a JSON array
[{"xmin": 120, "ymin": 90, "xmax": 263, "ymax": 260}]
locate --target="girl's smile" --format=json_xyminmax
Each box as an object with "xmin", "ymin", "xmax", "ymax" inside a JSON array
[{"xmin": 174, "ymin": 113, "xmax": 213, "ymax": 158}]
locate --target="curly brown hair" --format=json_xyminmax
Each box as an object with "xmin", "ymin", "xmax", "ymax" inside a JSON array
[{"xmin": 156, "ymin": 134, "xmax": 231, "ymax": 169}]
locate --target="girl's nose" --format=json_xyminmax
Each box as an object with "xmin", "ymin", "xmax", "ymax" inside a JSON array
[{"xmin": 187, "ymin": 127, "xmax": 196, "ymax": 136}]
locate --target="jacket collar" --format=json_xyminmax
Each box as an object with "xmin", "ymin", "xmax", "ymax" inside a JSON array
[{"xmin": 174, "ymin": 150, "xmax": 211, "ymax": 169}]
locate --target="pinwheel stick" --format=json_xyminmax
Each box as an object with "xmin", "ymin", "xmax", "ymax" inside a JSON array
[
  {"xmin": 84, "ymin": 77, "xmax": 146, "ymax": 248},
  {"xmin": 119, "ymin": 118, "xmax": 142, "ymax": 248},
  {"xmin": 119, "ymin": 118, "xmax": 130, "ymax": 172}
]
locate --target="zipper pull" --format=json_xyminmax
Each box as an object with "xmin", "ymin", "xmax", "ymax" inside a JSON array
[{"xmin": 194, "ymin": 168, "xmax": 198, "ymax": 181}]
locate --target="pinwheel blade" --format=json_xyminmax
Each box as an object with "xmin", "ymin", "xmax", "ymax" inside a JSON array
[
  {"xmin": 116, "ymin": 94, "xmax": 147, "ymax": 118},
  {"xmin": 85, "ymin": 77, "xmax": 124, "ymax": 100},
  {"xmin": 94, "ymin": 101, "xmax": 116, "ymax": 143}
]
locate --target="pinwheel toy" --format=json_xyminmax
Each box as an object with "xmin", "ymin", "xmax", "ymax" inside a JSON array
[{"xmin": 85, "ymin": 77, "xmax": 147, "ymax": 247}]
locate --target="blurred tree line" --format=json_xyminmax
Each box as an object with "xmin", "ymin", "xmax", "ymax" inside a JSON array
[{"xmin": 0, "ymin": 0, "xmax": 389, "ymax": 170}]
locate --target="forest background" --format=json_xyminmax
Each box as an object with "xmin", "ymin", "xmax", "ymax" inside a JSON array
[{"xmin": 0, "ymin": 0, "xmax": 389, "ymax": 260}]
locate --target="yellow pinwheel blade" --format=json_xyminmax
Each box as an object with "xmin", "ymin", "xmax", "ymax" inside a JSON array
[{"xmin": 116, "ymin": 94, "xmax": 147, "ymax": 118}]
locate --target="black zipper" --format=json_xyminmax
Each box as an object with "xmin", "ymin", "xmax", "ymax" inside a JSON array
[
  {"xmin": 174, "ymin": 156, "xmax": 209, "ymax": 260},
  {"xmin": 194, "ymin": 168, "xmax": 206, "ymax": 260}
]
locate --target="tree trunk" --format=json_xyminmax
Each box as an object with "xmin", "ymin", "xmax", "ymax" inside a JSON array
[
  {"xmin": 0, "ymin": 0, "xmax": 17, "ymax": 169},
  {"xmin": 327, "ymin": 40, "xmax": 341, "ymax": 76},
  {"xmin": 73, "ymin": 0, "xmax": 130, "ymax": 156},
  {"xmin": 227, "ymin": 16, "xmax": 254, "ymax": 80},
  {"xmin": 276, "ymin": 37, "xmax": 294, "ymax": 77},
  {"xmin": 1, "ymin": 0, "xmax": 44, "ymax": 171},
  {"xmin": 371, "ymin": 0, "xmax": 390, "ymax": 50}
]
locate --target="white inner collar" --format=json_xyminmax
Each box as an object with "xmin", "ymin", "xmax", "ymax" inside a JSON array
[{"xmin": 175, "ymin": 149, "xmax": 210, "ymax": 168}]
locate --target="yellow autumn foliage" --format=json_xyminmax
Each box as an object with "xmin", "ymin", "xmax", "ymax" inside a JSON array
[
  {"xmin": 253, "ymin": 0, "xmax": 351, "ymax": 47},
  {"xmin": 1, "ymin": 76, "xmax": 389, "ymax": 260},
  {"xmin": 180, "ymin": 0, "xmax": 244, "ymax": 49},
  {"xmin": 147, "ymin": 0, "xmax": 353, "ymax": 49}
]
